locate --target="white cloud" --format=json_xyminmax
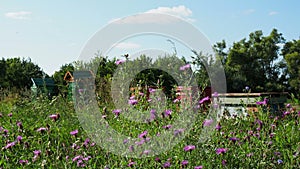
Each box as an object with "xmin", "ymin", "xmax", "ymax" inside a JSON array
[
  {"xmin": 5, "ymin": 11, "xmax": 32, "ymax": 20},
  {"xmin": 145, "ymin": 5, "xmax": 194, "ymax": 21},
  {"xmin": 243, "ymin": 9, "xmax": 255, "ymax": 15},
  {"xmin": 269, "ymin": 11, "xmax": 278, "ymax": 16},
  {"xmin": 109, "ymin": 5, "xmax": 195, "ymax": 24},
  {"xmin": 113, "ymin": 42, "xmax": 141, "ymax": 49}
]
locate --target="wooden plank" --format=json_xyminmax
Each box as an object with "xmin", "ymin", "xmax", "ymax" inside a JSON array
[{"xmin": 217, "ymin": 97, "xmax": 258, "ymax": 105}]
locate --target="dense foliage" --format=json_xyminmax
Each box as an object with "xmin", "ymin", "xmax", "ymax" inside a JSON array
[{"xmin": 0, "ymin": 57, "xmax": 44, "ymax": 91}]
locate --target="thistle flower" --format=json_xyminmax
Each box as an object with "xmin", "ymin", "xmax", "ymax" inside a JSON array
[
  {"xmin": 181, "ymin": 160, "xmax": 189, "ymax": 166},
  {"xmin": 19, "ymin": 159, "xmax": 28, "ymax": 165},
  {"xmin": 128, "ymin": 99, "xmax": 138, "ymax": 105},
  {"xmin": 163, "ymin": 125, "xmax": 172, "ymax": 129},
  {"xmin": 174, "ymin": 128, "xmax": 184, "ymax": 136},
  {"xmin": 49, "ymin": 113, "xmax": 60, "ymax": 121},
  {"xmin": 127, "ymin": 161, "xmax": 136, "ymax": 167},
  {"xmin": 203, "ymin": 119, "xmax": 213, "ymax": 127},
  {"xmin": 256, "ymin": 98, "xmax": 267, "ymax": 105},
  {"xmin": 216, "ymin": 148, "xmax": 227, "ymax": 155},
  {"xmin": 16, "ymin": 135, "xmax": 23, "ymax": 142},
  {"xmin": 149, "ymin": 88, "xmax": 156, "ymax": 93},
  {"xmin": 164, "ymin": 109, "xmax": 172, "ymax": 116},
  {"xmin": 70, "ymin": 129, "xmax": 78, "ymax": 136},
  {"xmin": 184, "ymin": 145, "xmax": 195, "ymax": 152},
  {"xmin": 180, "ymin": 64, "xmax": 191, "ymax": 71},
  {"xmin": 139, "ymin": 130, "xmax": 148, "ymax": 138},
  {"xmin": 215, "ymin": 123, "xmax": 221, "ymax": 130},
  {"xmin": 36, "ymin": 127, "xmax": 47, "ymax": 132},
  {"xmin": 112, "ymin": 109, "xmax": 121, "ymax": 116},
  {"xmin": 199, "ymin": 96, "xmax": 210, "ymax": 104},
  {"xmin": 163, "ymin": 161, "xmax": 171, "ymax": 168},
  {"xmin": 16, "ymin": 121, "xmax": 23, "ymax": 129},
  {"xmin": 4, "ymin": 141, "xmax": 16, "ymax": 149},
  {"xmin": 195, "ymin": 166, "xmax": 203, "ymax": 169},
  {"xmin": 115, "ymin": 59, "xmax": 125, "ymax": 65}
]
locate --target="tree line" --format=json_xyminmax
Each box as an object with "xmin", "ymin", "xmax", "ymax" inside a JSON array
[{"xmin": 0, "ymin": 28, "xmax": 299, "ymax": 98}]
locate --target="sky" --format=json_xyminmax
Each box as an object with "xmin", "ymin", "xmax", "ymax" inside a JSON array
[{"xmin": 1, "ymin": 0, "xmax": 299, "ymax": 75}]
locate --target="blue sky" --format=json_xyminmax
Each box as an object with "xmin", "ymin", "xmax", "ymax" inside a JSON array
[{"xmin": 1, "ymin": 0, "xmax": 299, "ymax": 75}]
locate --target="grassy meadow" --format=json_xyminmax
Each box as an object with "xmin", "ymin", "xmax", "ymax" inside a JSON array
[{"xmin": 0, "ymin": 91, "xmax": 300, "ymax": 169}]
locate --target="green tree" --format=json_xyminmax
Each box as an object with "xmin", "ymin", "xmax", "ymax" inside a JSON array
[
  {"xmin": 0, "ymin": 57, "xmax": 44, "ymax": 91},
  {"xmin": 282, "ymin": 39, "xmax": 300, "ymax": 97},
  {"xmin": 225, "ymin": 29, "xmax": 286, "ymax": 92}
]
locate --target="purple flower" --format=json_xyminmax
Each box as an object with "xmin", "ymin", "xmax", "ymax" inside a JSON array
[
  {"xmin": 216, "ymin": 148, "xmax": 227, "ymax": 155},
  {"xmin": 184, "ymin": 145, "xmax": 196, "ymax": 152},
  {"xmin": 72, "ymin": 155, "xmax": 82, "ymax": 162},
  {"xmin": 199, "ymin": 96, "xmax": 210, "ymax": 104},
  {"xmin": 83, "ymin": 156, "xmax": 91, "ymax": 161},
  {"xmin": 215, "ymin": 123, "xmax": 221, "ymax": 130},
  {"xmin": 123, "ymin": 139, "xmax": 129, "ymax": 144},
  {"xmin": 256, "ymin": 98, "xmax": 267, "ymax": 105},
  {"xmin": 229, "ymin": 137, "xmax": 239, "ymax": 142},
  {"xmin": 143, "ymin": 150, "xmax": 151, "ymax": 155},
  {"xmin": 78, "ymin": 89, "xmax": 84, "ymax": 93},
  {"xmin": 49, "ymin": 114, "xmax": 60, "ymax": 121},
  {"xmin": 128, "ymin": 99, "xmax": 138, "ymax": 105},
  {"xmin": 83, "ymin": 138, "xmax": 90, "ymax": 147},
  {"xmin": 164, "ymin": 109, "xmax": 172, "ymax": 116},
  {"xmin": 149, "ymin": 88, "xmax": 156, "ymax": 93},
  {"xmin": 8, "ymin": 112, "xmax": 12, "ymax": 117},
  {"xmin": 180, "ymin": 64, "xmax": 191, "ymax": 71},
  {"xmin": 255, "ymin": 119, "xmax": 263, "ymax": 127},
  {"xmin": 155, "ymin": 157, "xmax": 161, "ymax": 162},
  {"xmin": 36, "ymin": 127, "xmax": 47, "ymax": 132},
  {"xmin": 181, "ymin": 160, "xmax": 189, "ymax": 166},
  {"xmin": 247, "ymin": 153, "xmax": 253, "ymax": 157},
  {"xmin": 174, "ymin": 128, "xmax": 184, "ymax": 136},
  {"xmin": 163, "ymin": 125, "xmax": 172, "ymax": 129},
  {"xmin": 269, "ymin": 133, "xmax": 275, "ymax": 138},
  {"xmin": 115, "ymin": 59, "xmax": 125, "ymax": 65},
  {"xmin": 150, "ymin": 109, "xmax": 157, "ymax": 120},
  {"xmin": 16, "ymin": 121, "xmax": 23, "ymax": 128},
  {"xmin": 34, "ymin": 150, "xmax": 41, "ymax": 156},
  {"xmin": 194, "ymin": 166, "xmax": 203, "ymax": 169},
  {"xmin": 173, "ymin": 98, "xmax": 180, "ymax": 103},
  {"xmin": 245, "ymin": 86, "xmax": 250, "ymax": 91},
  {"xmin": 135, "ymin": 139, "xmax": 145, "ymax": 146},
  {"xmin": 128, "ymin": 161, "xmax": 136, "ymax": 167},
  {"xmin": 277, "ymin": 159, "xmax": 283, "ymax": 164},
  {"xmin": 19, "ymin": 159, "xmax": 28, "ymax": 165},
  {"xmin": 222, "ymin": 160, "xmax": 227, "ymax": 165},
  {"xmin": 112, "ymin": 109, "xmax": 121, "ymax": 116},
  {"xmin": 16, "ymin": 135, "xmax": 23, "ymax": 142},
  {"xmin": 274, "ymin": 152, "xmax": 281, "ymax": 156},
  {"xmin": 203, "ymin": 119, "xmax": 213, "ymax": 127},
  {"xmin": 4, "ymin": 141, "xmax": 16, "ymax": 149},
  {"xmin": 163, "ymin": 161, "xmax": 171, "ymax": 168},
  {"xmin": 70, "ymin": 129, "xmax": 78, "ymax": 136},
  {"xmin": 283, "ymin": 111, "xmax": 290, "ymax": 116},
  {"xmin": 129, "ymin": 145, "xmax": 134, "ymax": 152},
  {"xmin": 286, "ymin": 103, "xmax": 291, "ymax": 108},
  {"xmin": 139, "ymin": 131, "xmax": 148, "ymax": 138}
]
